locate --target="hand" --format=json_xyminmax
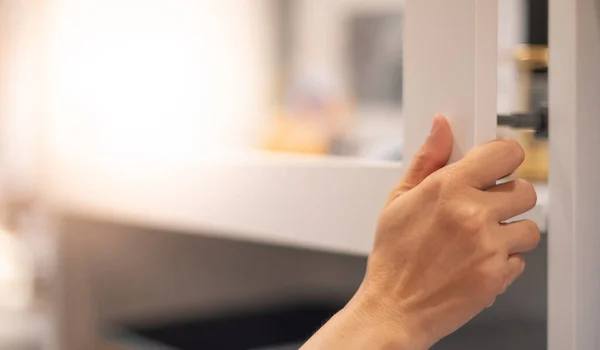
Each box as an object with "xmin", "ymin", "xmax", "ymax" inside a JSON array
[
  {"xmin": 301, "ymin": 115, "xmax": 540, "ymax": 350},
  {"xmin": 354, "ymin": 115, "xmax": 540, "ymax": 348}
]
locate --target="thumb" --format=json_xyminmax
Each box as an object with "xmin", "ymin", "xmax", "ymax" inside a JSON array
[{"xmin": 389, "ymin": 115, "xmax": 453, "ymax": 202}]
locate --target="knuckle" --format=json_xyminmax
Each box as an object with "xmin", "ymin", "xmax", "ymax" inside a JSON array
[
  {"xmin": 498, "ymin": 280, "xmax": 510, "ymax": 295},
  {"xmin": 423, "ymin": 172, "xmax": 457, "ymax": 201},
  {"xmin": 457, "ymin": 204, "xmax": 489, "ymax": 234},
  {"xmin": 386, "ymin": 188, "xmax": 404, "ymax": 204},
  {"xmin": 504, "ymin": 258, "xmax": 526, "ymax": 292},
  {"xmin": 525, "ymin": 219, "xmax": 540, "ymax": 234},
  {"xmin": 413, "ymin": 148, "xmax": 431, "ymax": 165},
  {"xmin": 409, "ymin": 148, "xmax": 437, "ymax": 176},
  {"xmin": 422, "ymin": 175, "xmax": 445, "ymax": 196},
  {"xmin": 501, "ymin": 138, "xmax": 526, "ymax": 163},
  {"xmin": 517, "ymin": 179, "xmax": 538, "ymax": 208},
  {"xmin": 517, "ymin": 259, "xmax": 527, "ymax": 275},
  {"xmin": 485, "ymin": 296, "xmax": 498, "ymax": 308},
  {"xmin": 478, "ymin": 235, "xmax": 499, "ymax": 255},
  {"xmin": 524, "ymin": 220, "xmax": 542, "ymax": 247},
  {"xmin": 479, "ymin": 268, "xmax": 504, "ymax": 296}
]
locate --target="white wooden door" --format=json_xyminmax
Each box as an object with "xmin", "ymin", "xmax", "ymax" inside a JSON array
[{"xmin": 548, "ymin": 0, "xmax": 600, "ymax": 348}]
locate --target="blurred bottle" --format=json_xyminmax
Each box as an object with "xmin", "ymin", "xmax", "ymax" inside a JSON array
[
  {"xmin": 0, "ymin": 226, "xmax": 36, "ymax": 349},
  {"xmin": 0, "ymin": 187, "xmax": 54, "ymax": 350},
  {"xmin": 498, "ymin": 106, "xmax": 548, "ymax": 182},
  {"xmin": 0, "ymin": 229, "xmax": 33, "ymax": 311},
  {"xmin": 511, "ymin": 0, "xmax": 548, "ymax": 181},
  {"xmin": 263, "ymin": 77, "xmax": 350, "ymax": 155}
]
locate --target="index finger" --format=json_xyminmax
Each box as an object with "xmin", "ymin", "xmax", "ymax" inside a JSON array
[{"xmin": 445, "ymin": 139, "xmax": 525, "ymax": 189}]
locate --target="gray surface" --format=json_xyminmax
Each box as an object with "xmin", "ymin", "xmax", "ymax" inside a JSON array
[
  {"xmin": 106, "ymin": 329, "xmax": 176, "ymax": 350},
  {"xmin": 433, "ymin": 319, "xmax": 546, "ymax": 350},
  {"xmin": 98, "ymin": 225, "xmax": 546, "ymax": 350},
  {"xmin": 253, "ymin": 345, "xmax": 300, "ymax": 350}
]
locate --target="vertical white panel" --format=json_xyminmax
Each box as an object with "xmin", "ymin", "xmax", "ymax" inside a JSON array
[
  {"xmin": 404, "ymin": 0, "xmax": 498, "ymax": 162},
  {"xmin": 549, "ymin": 0, "xmax": 600, "ymax": 349}
]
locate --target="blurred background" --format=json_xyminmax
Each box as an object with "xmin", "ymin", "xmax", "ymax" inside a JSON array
[{"xmin": 0, "ymin": 0, "xmax": 548, "ymax": 349}]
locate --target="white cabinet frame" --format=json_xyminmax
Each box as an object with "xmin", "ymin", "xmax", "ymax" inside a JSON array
[
  {"xmin": 404, "ymin": 0, "xmax": 498, "ymax": 163},
  {"xmin": 45, "ymin": 0, "xmax": 595, "ymax": 348},
  {"xmin": 405, "ymin": 1, "xmax": 600, "ymax": 348},
  {"xmin": 548, "ymin": 0, "xmax": 600, "ymax": 348}
]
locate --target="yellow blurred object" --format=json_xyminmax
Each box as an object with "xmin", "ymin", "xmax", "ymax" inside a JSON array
[
  {"xmin": 515, "ymin": 45, "xmax": 549, "ymax": 69},
  {"xmin": 512, "ymin": 45, "xmax": 549, "ymax": 181},
  {"xmin": 263, "ymin": 117, "xmax": 330, "ymax": 155},
  {"xmin": 514, "ymin": 130, "xmax": 548, "ymax": 181},
  {"xmin": 262, "ymin": 92, "xmax": 351, "ymax": 155},
  {"xmin": 514, "ymin": 45, "xmax": 548, "ymax": 117}
]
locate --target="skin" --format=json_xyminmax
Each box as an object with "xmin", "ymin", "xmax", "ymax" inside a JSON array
[{"xmin": 301, "ymin": 115, "xmax": 541, "ymax": 350}]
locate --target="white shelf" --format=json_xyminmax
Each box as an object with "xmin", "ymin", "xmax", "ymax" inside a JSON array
[{"xmin": 45, "ymin": 151, "xmax": 548, "ymax": 255}]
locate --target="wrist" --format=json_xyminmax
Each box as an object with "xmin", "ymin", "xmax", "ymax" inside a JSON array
[{"xmin": 345, "ymin": 290, "xmax": 433, "ymax": 350}]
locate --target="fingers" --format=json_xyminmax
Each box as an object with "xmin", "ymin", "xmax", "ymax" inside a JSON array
[
  {"xmin": 481, "ymin": 180, "xmax": 538, "ymax": 222},
  {"xmin": 505, "ymin": 254, "xmax": 526, "ymax": 290},
  {"xmin": 389, "ymin": 115, "xmax": 453, "ymax": 202},
  {"xmin": 448, "ymin": 139, "xmax": 525, "ymax": 189},
  {"xmin": 499, "ymin": 220, "xmax": 541, "ymax": 255}
]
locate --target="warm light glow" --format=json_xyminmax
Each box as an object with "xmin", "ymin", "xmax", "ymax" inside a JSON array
[{"xmin": 47, "ymin": 0, "xmax": 273, "ymax": 163}]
